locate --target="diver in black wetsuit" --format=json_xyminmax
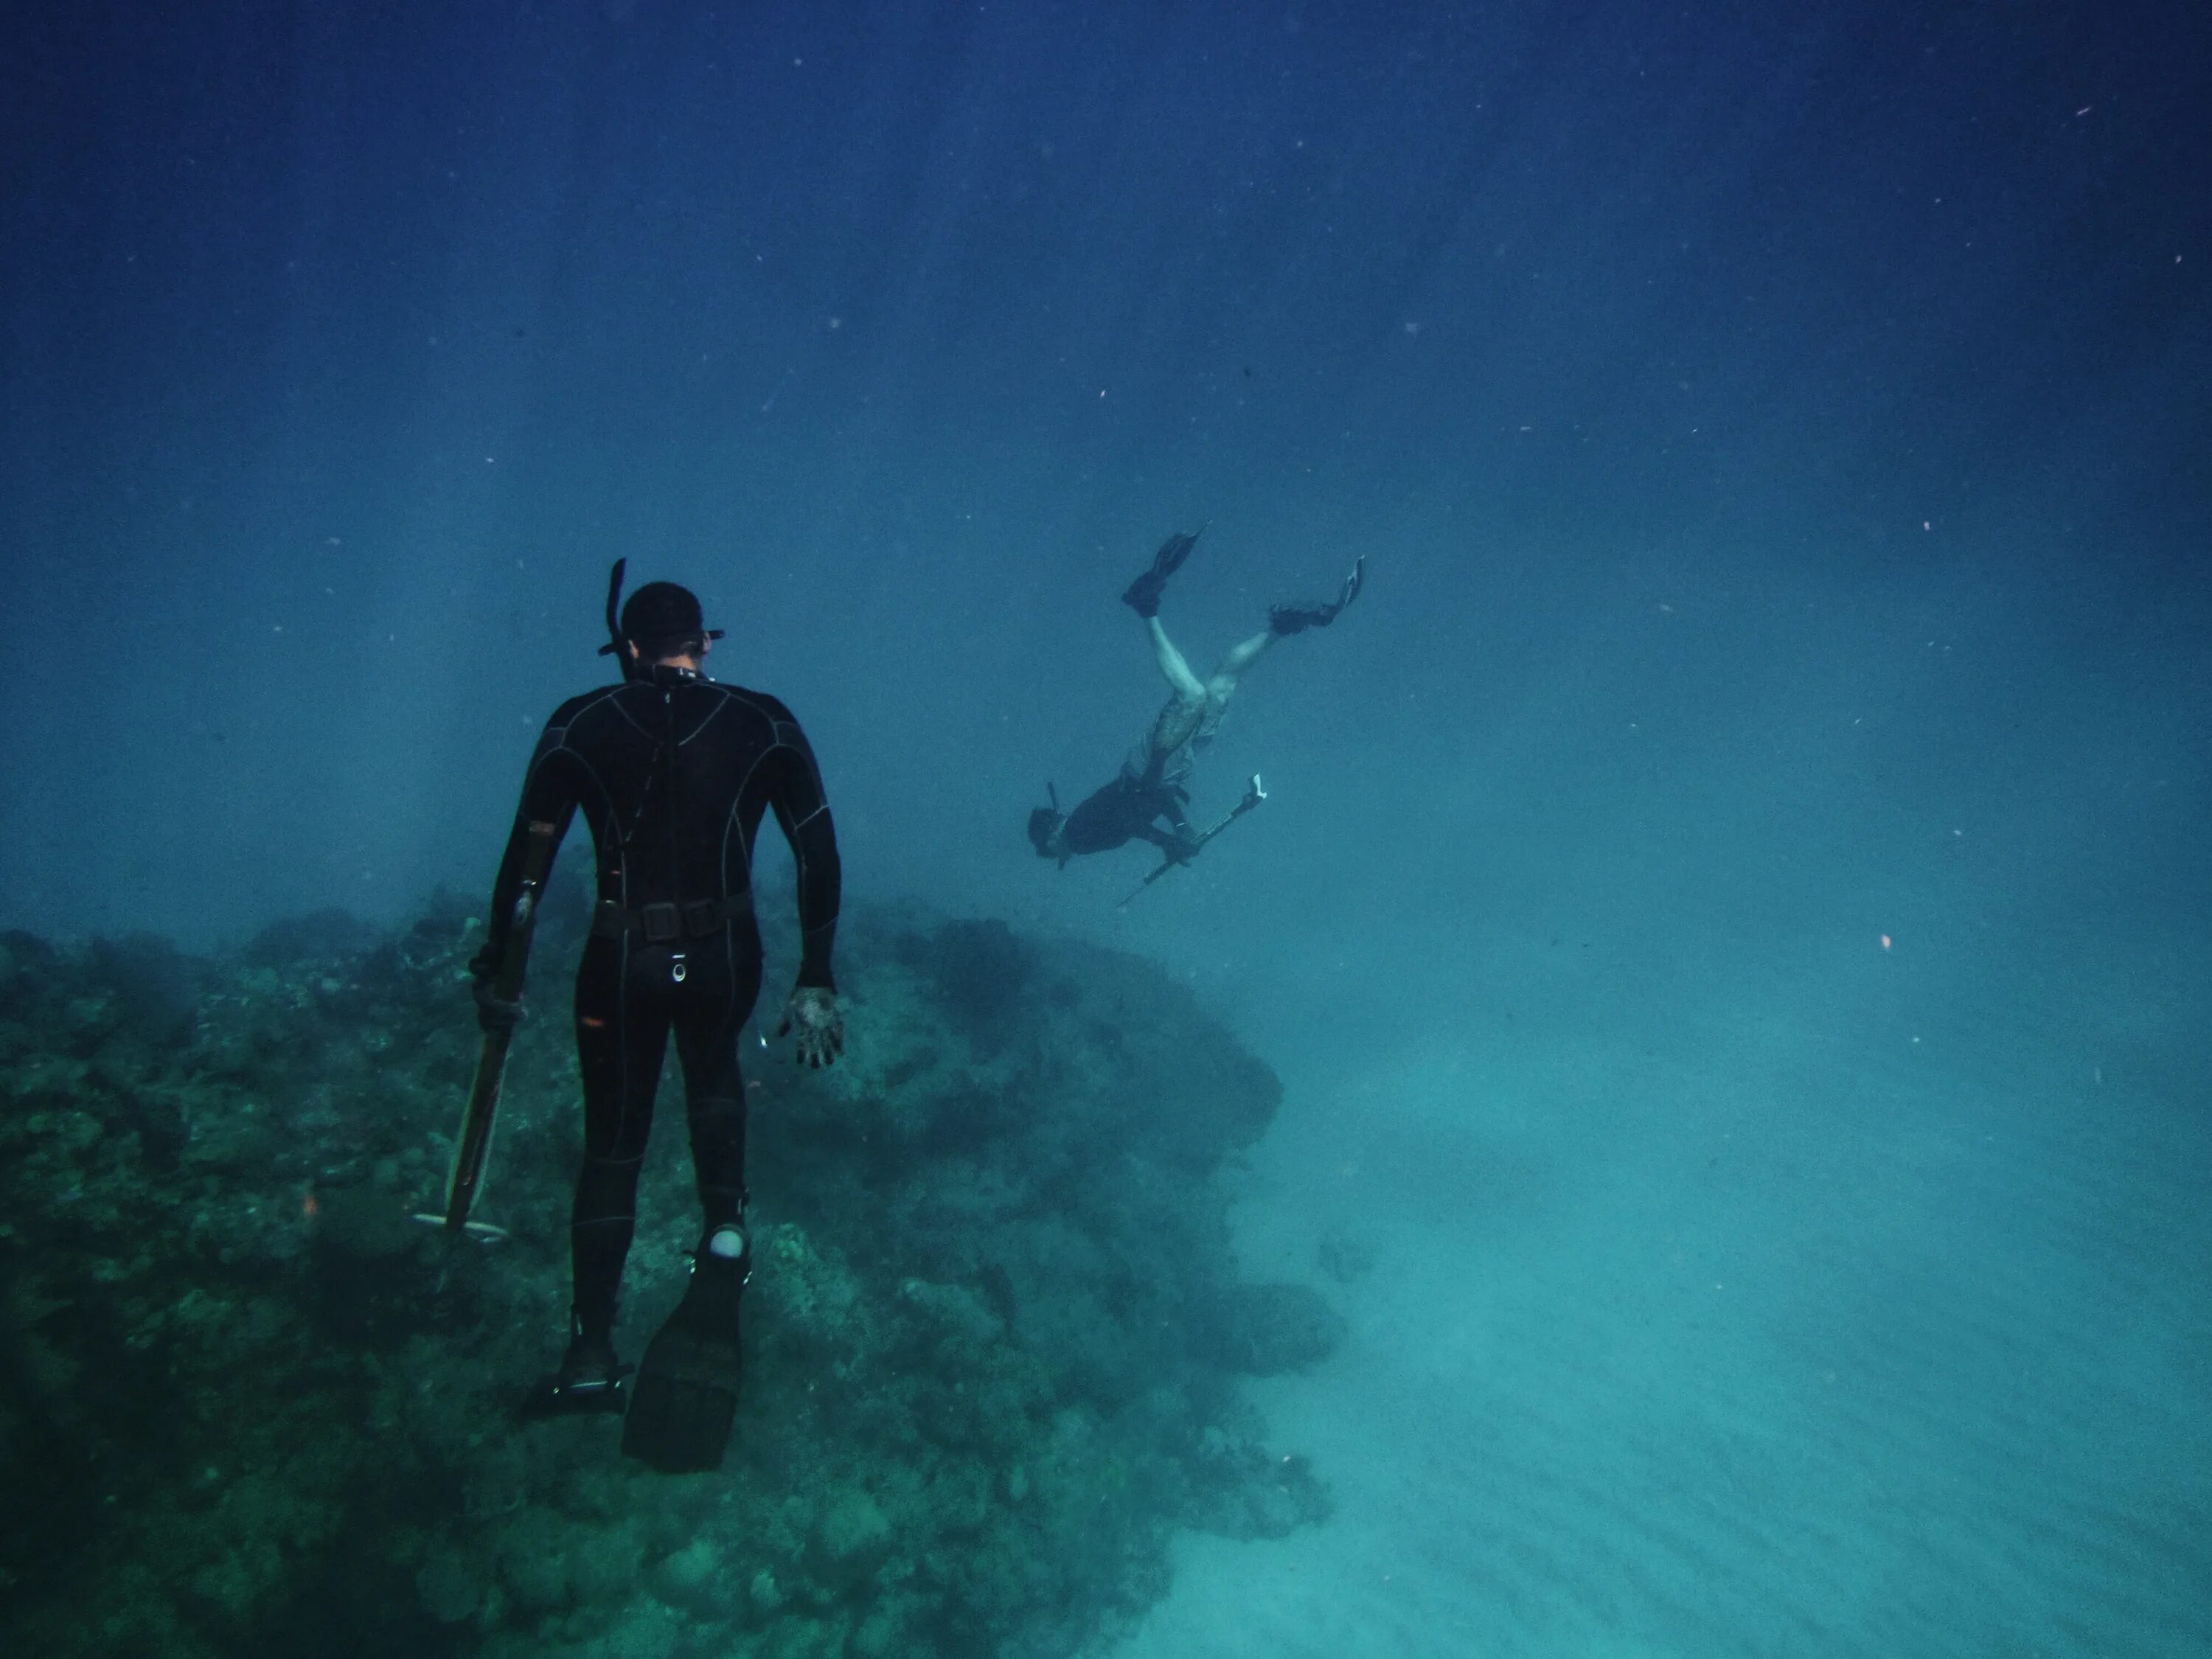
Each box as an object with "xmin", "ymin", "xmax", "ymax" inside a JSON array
[
  {"xmin": 473, "ymin": 571, "xmax": 843, "ymax": 1425},
  {"xmin": 1028, "ymin": 529, "xmax": 1363, "ymax": 867}
]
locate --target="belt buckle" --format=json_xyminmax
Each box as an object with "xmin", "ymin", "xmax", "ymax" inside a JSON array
[{"xmin": 639, "ymin": 902, "xmax": 681, "ymax": 943}]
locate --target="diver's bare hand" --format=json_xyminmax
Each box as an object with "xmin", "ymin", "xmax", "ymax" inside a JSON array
[{"xmin": 776, "ymin": 986, "xmax": 844, "ymax": 1068}]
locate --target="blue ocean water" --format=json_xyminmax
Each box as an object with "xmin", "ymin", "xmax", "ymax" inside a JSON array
[{"xmin": 4, "ymin": 1, "xmax": 2208, "ymax": 1655}]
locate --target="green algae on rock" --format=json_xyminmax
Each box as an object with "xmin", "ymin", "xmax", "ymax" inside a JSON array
[{"xmin": 0, "ymin": 900, "xmax": 1335, "ymax": 1659}]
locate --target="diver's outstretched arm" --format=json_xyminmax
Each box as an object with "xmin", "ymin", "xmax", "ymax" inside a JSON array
[{"xmin": 1138, "ymin": 821, "xmax": 1201, "ymax": 862}]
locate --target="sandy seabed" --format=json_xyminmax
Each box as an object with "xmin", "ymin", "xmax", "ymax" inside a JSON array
[{"xmin": 1112, "ymin": 932, "xmax": 2211, "ymax": 1659}]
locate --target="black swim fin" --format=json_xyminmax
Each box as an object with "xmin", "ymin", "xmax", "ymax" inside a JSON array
[
  {"xmin": 519, "ymin": 1332, "xmax": 630, "ymax": 1422},
  {"xmin": 1269, "ymin": 554, "xmax": 1366, "ymax": 636},
  {"xmin": 1121, "ymin": 526, "xmax": 1204, "ymax": 618},
  {"xmin": 622, "ymin": 1245, "xmax": 748, "ymax": 1472}
]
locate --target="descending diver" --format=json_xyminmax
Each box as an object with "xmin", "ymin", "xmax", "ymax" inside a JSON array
[
  {"xmin": 1028, "ymin": 528, "xmax": 1363, "ymax": 869},
  {"xmin": 471, "ymin": 566, "xmax": 844, "ymax": 1472}
]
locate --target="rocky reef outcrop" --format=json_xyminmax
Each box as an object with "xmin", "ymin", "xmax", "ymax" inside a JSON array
[{"xmin": 0, "ymin": 890, "xmax": 1338, "ymax": 1659}]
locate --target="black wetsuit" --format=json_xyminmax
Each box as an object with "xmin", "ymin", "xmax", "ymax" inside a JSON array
[
  {"xmin": 477, "ymin": 664, "xmax": 839, "ymax": 1344},
  {"xmin": 1061, "ymin": 769, "xmax": 1191, "ymax": 856}
]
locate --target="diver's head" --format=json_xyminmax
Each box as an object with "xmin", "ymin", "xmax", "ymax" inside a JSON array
[
  {"xmin": 1027, "ymin": 805, "xmax": 1068, "ymax": 863},
  {"xmin": 618, "ymin": 580, "xmax": 725, "ymax": 667}
]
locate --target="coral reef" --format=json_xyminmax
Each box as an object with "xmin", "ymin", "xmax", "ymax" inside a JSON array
[{"xmin": 0, "ymin": 894, "xmax": 1335, "ymax": 1658}]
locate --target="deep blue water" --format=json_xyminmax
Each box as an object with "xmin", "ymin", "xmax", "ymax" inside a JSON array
[{"xmin": 4, "ymin": 1, "xmax": 2208, "ymax": 1654}]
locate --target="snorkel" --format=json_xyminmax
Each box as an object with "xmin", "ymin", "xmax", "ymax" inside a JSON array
[{"xmin": 597, "ymin": 558, "xmax": 638, "ymax": 681}]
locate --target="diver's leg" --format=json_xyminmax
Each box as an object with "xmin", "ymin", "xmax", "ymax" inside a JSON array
[
  {"xmin": 1148, "ymin": 616, "xmax": 1208, "ymax": 700},
  {"xmin": 571, "ymin": 942, "xmax": 672, "ymax": 1351},
  {"xmin": 621, "ymin": 959, "xmax": 756, "ymax": 1472},
  {"xmin": 672, "ymin": 936, "xmax": 762, "ymax": 1253},
  {"xmin": 1204, "ymin": 628, "xmax": 1278, "ymax": 701}
]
